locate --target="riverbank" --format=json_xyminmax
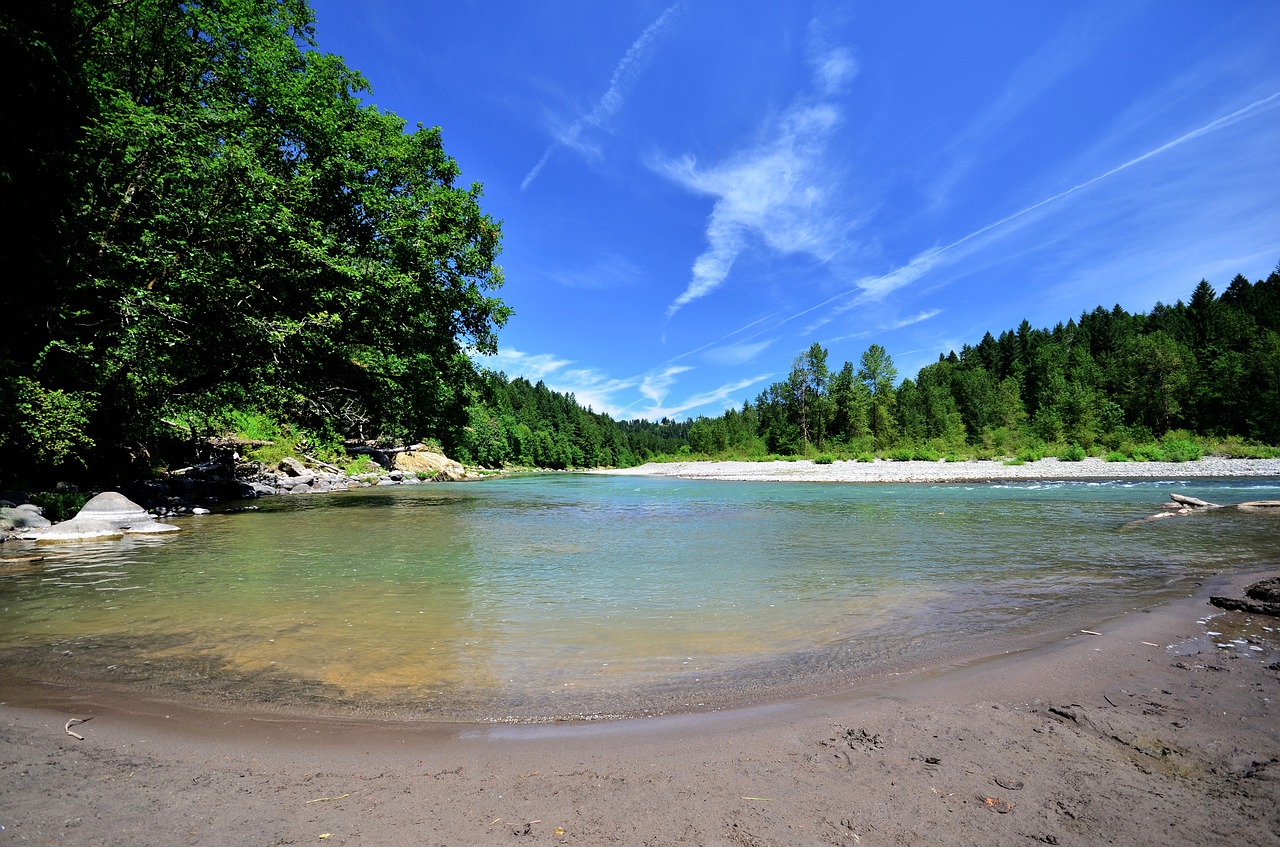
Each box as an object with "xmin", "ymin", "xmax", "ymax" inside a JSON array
[
  {"xmin": 597, "ymin": 455, "xmax": 1280, "ymax": 483},
  {"xmin": 3, "ymin": 570, "xmax": 1278, "ymax": 846}
]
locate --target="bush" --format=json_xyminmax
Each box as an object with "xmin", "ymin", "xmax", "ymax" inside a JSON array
[
  {"xmin": 813, "ymin": 454, "xmax": 835, "ymax": 465},
  {"xmin": 855, "ymin": 452, "xmax": 875, "ymax": 463},
  {"xmin": 1016, "ymin": 446, "xmax": 1044, "ymax": 463},
  {"xmin": 913, "ymin": 446, "xmax": 942, "ymax": 462},
  {"xmin": 343, "ymin": 455, "xmax": 381, "ymax": 476},
  {"xmin": 887, "ymin": 447, "xmax": 915, "ymax": 461},
  {"xmin": 1059, "ymin": 444, "xmax": 1087, "ymax": 462},
  {"xmin": 1105, "ymin": 451, "xmax": 1129, "ymax": 462},
  {"xmin": 1130, "ymin": 444, "xmax": 1164, "ymax": 462},
  {"xmin": 1160, "ymin": 439, "xmax": 1202, "ymax": 463}
]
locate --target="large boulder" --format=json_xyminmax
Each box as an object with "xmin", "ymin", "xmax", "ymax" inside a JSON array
[
  {"xmin": 63, "ymin": 491, "xmax": 179, "ymax": 535},
  {"xmin": 393, "ymin": 450, "xmax": 466, "ymax": 480},
  {"xmin": 0, "ymin": 504, "xmax": 51, "ymax": 530},
  {"xmin": 36, "ymin": 519, "xmax": 126, "ymax": 543}
]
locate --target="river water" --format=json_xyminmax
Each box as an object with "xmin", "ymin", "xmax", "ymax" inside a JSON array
[{"xmin": 2, "ymin": 475, "xmax": 1277, "ymax": 721}]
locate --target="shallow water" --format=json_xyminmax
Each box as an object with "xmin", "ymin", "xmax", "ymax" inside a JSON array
[{"xmin": 2, "ymin": 475, "xmax": 1278, "ymax": 720}]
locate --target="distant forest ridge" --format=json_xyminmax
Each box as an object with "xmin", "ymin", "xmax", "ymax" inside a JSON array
[{"xmin": 462, "ymin": 267, "xmax": 1280, "ymax": 468}]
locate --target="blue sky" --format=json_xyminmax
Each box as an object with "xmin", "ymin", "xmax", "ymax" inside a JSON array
[{"xmin": 309, "ymin": 1, "xmax": 1280, "ymax": 421}]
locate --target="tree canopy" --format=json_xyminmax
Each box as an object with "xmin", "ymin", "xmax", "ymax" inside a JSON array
[{"xmin": 1, "ymin": 0, "xmax": 509, "ymax": 484}]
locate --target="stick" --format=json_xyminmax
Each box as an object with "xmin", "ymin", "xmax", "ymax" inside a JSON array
[
  {"xmin": 1080, "ymin": 630, "xmax": 1102, "ymax": 636},
  {"xmin": 1103, "ymin": 693, "xmax": 1117, "ymax": 707},
  {"xmin": 65, "ymin": 717, "xmax": 91, "ymax": 740}
]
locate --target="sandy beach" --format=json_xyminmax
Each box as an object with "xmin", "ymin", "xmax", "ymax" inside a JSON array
[{"xmin": 3, "ymin": 459, "xmax": 1279, "ymax": 845}]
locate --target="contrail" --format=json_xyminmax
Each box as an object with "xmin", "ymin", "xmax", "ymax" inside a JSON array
[
  {"xmin": 521, "ymin": 2, "xmax": 684, "ymax": 191},
  {"xmin": 688, "ymin": 88, "xmax": 1280, "ymax": 351}
]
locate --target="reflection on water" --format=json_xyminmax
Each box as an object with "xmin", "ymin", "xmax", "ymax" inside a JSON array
[{"xmin": 2, "ymin": 475, "xmax": 1278, "ymax": 720}]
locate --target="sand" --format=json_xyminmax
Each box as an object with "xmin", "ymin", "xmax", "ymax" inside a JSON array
[{"xmin": 3, "ymin": 459, "xmax": 1279, "ymax": 845}]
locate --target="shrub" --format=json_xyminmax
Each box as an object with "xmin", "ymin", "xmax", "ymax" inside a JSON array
[
  {"xmin": 813, "ymin": 454, "xmax": 835, "ymax": 465},
  {"xmin": 1059, "ymin": 444, "xmax": 1087, "ymax": 462},
  {"xmin": 887, "ymin": 447, "xmax": 915, "ymax": 462},
  {"xmin": 343, "ymin": 455, "xmax": 381, "ymax": 476},
  {"xmin": 913, "ymin": 446, "xmax": 942, "ymax": 462},
  {"xmin": 855, "ymin": 452, "xmax": 875, "ymax": 463},
  {"xmin": 1160, "ymin": 439, "xmax": 1202, "ymax": 463},
  {"xmin": 1003, "ymin": 458, "xmax": 1026, "ymax": 466},
  {"xmin": 1105, "ymin": 451, "xmax": 1129, "ymax": 462}
]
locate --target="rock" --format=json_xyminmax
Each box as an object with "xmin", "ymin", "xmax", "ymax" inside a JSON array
[
  {"xmin": 62, "ymin": 492, "xmax": 180, "ymax": 536},
  {"xmin": 289, "ymin": 483, "xmax": 313, "ymax": 494},
  {"xmin": 278, "ymin": 457, "xmax": 309, "ymax": 477},
  {"xmin": 250, "ymin": 482, "xmax": 277, "ymax": 497},
  {"xmin": 75, "ymin": 491, "xmax": 155, "ymax": 528},
  {"xmin": 36, "ymin": 519, "xmax": 126, "ymax": 543},
  {"xmin": 1237, "ymin": 500, "xmax": 1280, "ymax": 513},
  {"xmin": 191, "ymin": 507, "xmax": 211, "ymax": 515},
  {"xmin": 0, "ymin": 505, "xmax": 51, "ymax": 530},
  {"xmin": 393, "ymin": 450, "xmax": 466, "ymax": 481}
]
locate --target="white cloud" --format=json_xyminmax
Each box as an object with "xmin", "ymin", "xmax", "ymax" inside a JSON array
[
  {"xmin": 521, "ymin": 2, "xmax": 685, "ymax": 190},
  {"xmin": 646, "ymin": 374, "xmax": 772, "ymax": 420},
  {"xmin": 657, "ymin": 43, "xmax": 858, "ymax": 316},
  {"xmin": 478, "ymin": 347, "xmax": 573, "ymax": 381}
]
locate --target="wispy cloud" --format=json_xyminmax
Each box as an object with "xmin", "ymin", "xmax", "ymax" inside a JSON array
[
  {"xmin": 543, "ymin": 253, "xmax": 643, "ymax": 290},
  {"xmin": 754, "ymin": 87, "xmax": 1280, "ymax": 342},
  {"xmin": 479, "ymin": 348, "xmax": 573, "ymax": 381},
  {"xmin": 703, "ymin": 338, "xmax": 776, "ymax": 366},
  {"xmin": 644, "ymin": 374, "xmax": 773, "ymax": 420},
  {"xmin": 521, "ymin": 2, "xmax": 684, "ymax": 191},
  {"xmin": 657, "ymin": 37, "xmax": 859, "ymax": 317}
]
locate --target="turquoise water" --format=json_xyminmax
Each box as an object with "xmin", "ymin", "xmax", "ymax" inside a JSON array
[{"xmin": 2, "ymin": 475, "xmax": 1278, "ymax": 720}]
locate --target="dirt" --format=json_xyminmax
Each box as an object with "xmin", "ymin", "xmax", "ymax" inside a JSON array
[{"xmin": 3, "ymin": 570, "xmax": 1279, "ymax": 846}]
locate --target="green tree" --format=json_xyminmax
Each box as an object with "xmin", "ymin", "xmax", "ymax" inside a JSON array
[
  {"xmin": 857, "ymin": 344, "xmax": 898, "ymax": 449},
  {"xmin": 3, "ymin": 0, "xmax": 510, "ymax": 483}
]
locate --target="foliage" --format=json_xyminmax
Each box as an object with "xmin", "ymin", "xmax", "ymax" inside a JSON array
[
  {"xmin": 663, "ymin": 268, "xmax": 1278, "ymax": 466},
  {"xmin": 2, "ymin": 0, "xmax": 508, "ymax": 486},
  {"xmin": 1058, "ymin": 444, "xmax": 1087, "ymax": 462}
]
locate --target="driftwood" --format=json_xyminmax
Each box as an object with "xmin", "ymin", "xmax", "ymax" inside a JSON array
[{"xmin": 1128, "ymin": 495, "xmax": 1280, "ymax": 527}]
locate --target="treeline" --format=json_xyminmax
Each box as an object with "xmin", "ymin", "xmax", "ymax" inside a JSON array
[
  {"xmin": 1, "ymin": 1, "xmax": 509, "ymax": 486},
  {"xmin": 455, "ymin": 373, "xmax": 690, "ymax": 469},
  {"xmin": 686, "ymin": 270, "xmax": 1280, "ymax": 460}
]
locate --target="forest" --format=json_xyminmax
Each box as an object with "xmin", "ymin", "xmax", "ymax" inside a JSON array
[
  {"xmin": 456, "ymin": 271, "xmax": 1280, "ymax": 469},
  {"xmin": 2, "ymin": 2, "xmax": 1276, "ymax": 491}
]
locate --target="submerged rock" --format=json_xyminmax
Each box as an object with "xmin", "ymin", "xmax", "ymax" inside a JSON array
[{"xmin": 36, "ymin": 518, "xmax": 126, "ymax": 543}]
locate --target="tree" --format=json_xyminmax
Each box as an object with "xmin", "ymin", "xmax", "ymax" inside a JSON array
[
  {"xmin": 857, "ymin": 344, "xmax": 898, "ymax": 449},
  {"xmin": 1118, "ymin": 331, "xmax": 1192, "ymax": 435},
  {"xmin": 2, "ymin": 0, "xmax": 511, "ymax": 482}
]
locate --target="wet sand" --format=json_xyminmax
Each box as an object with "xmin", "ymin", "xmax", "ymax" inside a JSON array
[{"xmin": 3, "ymin": 569, "xmax": 1278, "ymax": 846}]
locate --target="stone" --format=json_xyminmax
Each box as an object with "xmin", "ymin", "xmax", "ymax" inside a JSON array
[
  {"xmin": 36, "ymin": 519, "xmax": 126, "ymax": 543},
  {"xmin": 0, "ymin": 505, "xmax": 51, "ymax": 530},
  {"xmin": 66, "ymin": 492, "xmax": 180, "ymax": 536},
  {"xmin": 393, "ymin": 449, "xmax": 466, "ymax": 480},
  {"xmin": 278, "ymin": 456, "xmax": 309, "ymax": 476},
  {"xmin": 75, "ymin": 492, "xmax": 154, "ymax": 528}
]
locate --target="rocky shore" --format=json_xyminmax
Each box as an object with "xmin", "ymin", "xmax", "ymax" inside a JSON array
[
  {"xmin": 0, "ymin": 446, "xmax": 482, "ymax": 543},
  {"xmin": 598, "ymin": 454, "xmax": 1280, "ymax": 483}
]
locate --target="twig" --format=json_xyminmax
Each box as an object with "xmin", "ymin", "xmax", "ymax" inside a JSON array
[
  {"xmin": 1080, "ymin": 630, "xmax": 1102, "ymax": 636},
  {"xmin": 306, "ymin": 793, "xmax": 350, "ymax": 804},
  {"xmin": 1103, "ymin": 693, "xmax": 1118, "ymax": 707},
  {"xmin": 65, "ymin": 717, "xmax": 91, "ymax": 740}
]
